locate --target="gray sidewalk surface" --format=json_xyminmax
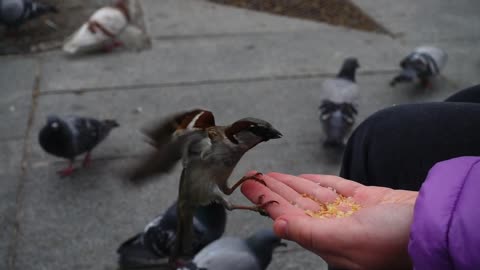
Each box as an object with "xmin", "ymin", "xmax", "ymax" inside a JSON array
[{"xmin": 1, "ymin": 0, "xmax": 479, "ymax": 269}]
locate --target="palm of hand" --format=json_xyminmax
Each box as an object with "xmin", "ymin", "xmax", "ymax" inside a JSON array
[{"xmin": 241, "ymin": 173, "xmax": 417, "ymax": 270}]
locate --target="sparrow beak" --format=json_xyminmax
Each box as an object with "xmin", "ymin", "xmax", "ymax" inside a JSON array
[{"xmin": 265, "ymin": 128, "xmax": 283, "ymax": 140}]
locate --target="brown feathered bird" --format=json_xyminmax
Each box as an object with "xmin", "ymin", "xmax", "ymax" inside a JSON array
[{"xmin": 129, "ymin": 109, "xmax": 282, "ymax": 264}]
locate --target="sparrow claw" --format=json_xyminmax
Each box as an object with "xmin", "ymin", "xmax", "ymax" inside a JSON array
[
  {"xmin": 256, "ymin": 195, "xmax": 279, "ymax": 217},
  {"xmin": 245, "ymin": 172, "xmax": 266, "ymax": 186}
]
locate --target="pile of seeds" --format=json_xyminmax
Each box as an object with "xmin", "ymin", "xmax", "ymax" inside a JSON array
[{"xmin": 302, "ymin": 193, "xmax": 362, "ymax": 219}]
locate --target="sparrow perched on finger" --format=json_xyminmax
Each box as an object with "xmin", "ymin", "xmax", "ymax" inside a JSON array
[{"xmin": 129, "ymin": 109, "xmax": 282, "ymax": 262}]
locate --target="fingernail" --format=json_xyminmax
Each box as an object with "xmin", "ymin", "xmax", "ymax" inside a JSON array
[{"xmin": 275, "ymin": 219, "xmax": 288, "ymax": 238}]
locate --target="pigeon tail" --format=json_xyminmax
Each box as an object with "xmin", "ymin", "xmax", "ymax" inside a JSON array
[{"xmin": 390, "ymin": 68, "xmax": 418, "ymax": 87}]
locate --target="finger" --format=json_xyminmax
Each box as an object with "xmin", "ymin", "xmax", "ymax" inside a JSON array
[
  {"xmin": 299, "ymin": 174, "xmax": 363, "ymax": 197},
  {"xmin": 268, "ymin": 172, "xmax": 338, "ymax": 203},
  {"xmin": 261, "ymin": 173, "xmax": 325, "ymax": 211},
  {"xmin": 241, "ymin": 180, "xmax": 304, "ymax": 219},
  {"xmin": 245, "ymin": 170, "xmax": 260, "ymax": 176}
]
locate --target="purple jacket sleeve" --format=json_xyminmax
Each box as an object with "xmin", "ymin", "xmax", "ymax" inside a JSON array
[{"xmin": 408, "ymin": 157, "xmax": 480, "ymax": 270}]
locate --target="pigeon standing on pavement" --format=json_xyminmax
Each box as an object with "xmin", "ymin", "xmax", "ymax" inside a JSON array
[
  {"xmin": 390, "ymin": 46, "xmax": 448, "ymax": 89},
  {"xmin": 117, "ymin": 201, "xmax": 226, "ymax": 269},
  {"xmin": 0, "ymin": 0, "xmax": 58, "ymax": 31},
  {"xmin": 38, "ymin": 115, "xmax": 119, "ymax": 177},
  {"xmin": 177, "ymin": 228, "xmax": 286, "ymax": 270},
  {"xmin": 319, "ymin": 58, "xmax": 360, "ymax": 147},
  {"xmin": 63, "ymin": 0, "xmax": 142, "ymax": 54}
]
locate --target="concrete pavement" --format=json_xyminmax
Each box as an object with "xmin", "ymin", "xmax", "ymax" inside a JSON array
[{"xmin": 1, "ymin": 0, "xmax": 479, "ymax": 269}]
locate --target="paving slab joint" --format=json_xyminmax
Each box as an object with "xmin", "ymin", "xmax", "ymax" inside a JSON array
[{"xmin": 6, "ymin": 59, "xmax": 42, "ymax": 270}]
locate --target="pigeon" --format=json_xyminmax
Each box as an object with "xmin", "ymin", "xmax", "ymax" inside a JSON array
[
  {"xmin": 390, "ymin": 46, "xmax": 448, "ymax": 89},
  {"xmin": 0, "ymin": 0, "xmax": 58, "ymax": 31},
  {"xmin": 117, "ymin": 201, "xmax": 226, "ymax": 269},
  {"xmin": 319, "ymin": 58, "xmax": 360, "ymax": 147},
  {"xmin": 63, "ymin": 0, "xmax": 136, "ymax": 54},
  {"xmin": 177, "ymin": 228, "xmax": 286, "ymax": 270},
  {"xmin": 38, "ymin": 115, "xmax": 119, "ymax": 177}
]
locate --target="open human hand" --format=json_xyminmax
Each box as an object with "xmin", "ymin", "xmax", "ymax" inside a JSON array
[{"xmin": 241, "ymin": 172, "xmax": 418, "ymax": 270}]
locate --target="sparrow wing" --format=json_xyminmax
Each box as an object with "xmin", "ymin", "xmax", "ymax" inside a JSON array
[
  {"xmin": 129, "ymin": 130, "xmax": 208, "ymax": 182},
  {"xmin": 142, "ymin": 109, "xmax": 214, "ymax": 149}
]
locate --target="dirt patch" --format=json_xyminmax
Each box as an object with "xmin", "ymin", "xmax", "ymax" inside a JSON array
[
  {"xmin": 209, "ymin": 0, "xmax": 390, "ymax": 35},
  {"xmin": 0, "ymin": 0, "xmax": 149, "ymax": 55}
]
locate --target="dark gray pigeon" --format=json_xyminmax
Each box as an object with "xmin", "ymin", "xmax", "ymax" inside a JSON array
[
  {"xmin": 0, "ymin": 0, "xmax": 58, "ymax": 31},
  {"xmin": 38, "ymin": 115, "xmax": 119, "ymax": 177},
  {"xmin": 117, "ymin": 201, "xmax": 226, "ymax": 269},
  {"xmin": 390, "ymin": 46, "xmax": 447, "ymax": 89},
  {"xmin": 177, "ymin": 228, "xmax": 286, "ymax": 270},
  {"xmin": 319, "ymin": 58, "xmax": 359, "ymax": 147}
]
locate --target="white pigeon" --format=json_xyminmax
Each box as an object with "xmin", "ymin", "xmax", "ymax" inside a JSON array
[{"xmin": 63, "ymin": 0, "xmax": 131, "ymax": 54}]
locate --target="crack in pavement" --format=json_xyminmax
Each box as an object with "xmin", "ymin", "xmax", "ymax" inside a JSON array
[
  {"xmin": 7, "ymin": 59, "xmax": 42, "ymax": 270},
  {"xmin": 39, "ymin": 69, "xmax": 398, "ymax": 95}
]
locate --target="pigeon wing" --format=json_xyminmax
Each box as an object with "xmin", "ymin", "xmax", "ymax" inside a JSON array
[
  {"xmin": 67, "ymin": 117, "xmax": 105, "ymax": 155},
  {"xmin": 322, "ymin": 78, "xmax": 359, "ymax": 105}
]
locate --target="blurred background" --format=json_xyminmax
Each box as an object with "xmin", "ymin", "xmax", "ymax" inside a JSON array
[{"xmin": 1, "ymin": 0, "xmax": 479, "ymax": 269}]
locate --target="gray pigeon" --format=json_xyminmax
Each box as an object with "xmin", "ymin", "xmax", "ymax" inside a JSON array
[
  {"xmin": 38, "ymin": 115, "xmax": 119, "ymax": 177},
  {"xmin": 319, "ymin": 58, "xmax": 360, "ymax": 147},
  {"xmin": 0, "ymin": 0, "xmax": 58, "ymax": 31},
  {"xmin": 177, "ymin": 228, "xmax": 286, "ymax": 270},
  {"xmin": 390, "ymin": 46, "xmax": 448, "ymax": 89},
  {"xmin": 117, "ymin": 201, "xmax": 226, "ymax": 269}
]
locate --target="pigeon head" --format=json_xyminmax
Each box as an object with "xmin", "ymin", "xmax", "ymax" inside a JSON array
[
  {"xmin": 225, "ymin": 118, "xmax": 282, "ymax": 146},
  {"xmin": 45, "ymin": 115, "xmax": 66, "ymax": 131},
  {"xmin": 39, "ymin": 116, "xmax": 74, "ymax": 160},
  {"xmin": 337, "ymin": 57, "xmax": 360, "ymax": 82},
  {"xmin": 246, "ymin": 229, "xmax": 286, "ymax": 269},
  {"xmin": 390, "ymin": 67, "xmax": 419, "ymax": 87}
]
